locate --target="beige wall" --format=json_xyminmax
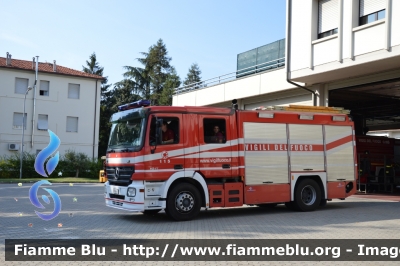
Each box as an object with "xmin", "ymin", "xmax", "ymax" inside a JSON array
[{"xmin": 0, "ymin": 68, "xmax": 101, "ymax": 159}]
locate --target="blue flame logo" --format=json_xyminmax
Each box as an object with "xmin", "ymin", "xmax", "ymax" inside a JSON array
[
  {"xmin": 35, "ymin": 129, "xmax": 60, "ymax": 177},
  {"xmin": 31, "ymin": 130, "xmax": 61, "ymax": 220},
  {"xmin": 29, "ymin": 180, "xmax": 61, "ymax": 221}
]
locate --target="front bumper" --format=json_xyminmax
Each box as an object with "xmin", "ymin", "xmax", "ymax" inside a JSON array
[{"xmin": 104, "ymin": 181, "xmax": 166, "ymax": 212}]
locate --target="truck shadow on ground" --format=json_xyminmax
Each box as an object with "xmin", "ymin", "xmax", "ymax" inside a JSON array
[
  {"xmin": 119, "ymin": 201, "xmax": 399, "ymax": 226},
  {"xmin": 112, "ymin": 201, "xmax": 400, "ymax": 238}
]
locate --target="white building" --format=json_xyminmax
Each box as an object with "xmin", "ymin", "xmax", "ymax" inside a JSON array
[
  {"xmin": 0, "ymin": 53, "xmax": 102, "ymax": 159},
  {"xmin": 173, "ymin": 0, "xmax": 400, "ymax": 137},
  {"xmin": 288, "ymin": 0, "xmax": 400, "ymax": 136}
]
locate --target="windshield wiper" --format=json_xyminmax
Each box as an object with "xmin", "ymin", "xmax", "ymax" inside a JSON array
[{"xmin": 107, "ymin": 149, "xmax": 115, "ymax": 153}]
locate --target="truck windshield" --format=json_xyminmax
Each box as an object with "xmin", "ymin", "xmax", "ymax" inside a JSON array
[{"xmin": 108, "ymin": 117, "xmax": 145, "ymax": 152}]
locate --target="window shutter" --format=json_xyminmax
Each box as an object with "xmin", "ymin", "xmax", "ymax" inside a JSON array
[
  {"xmin": 360, "ymin": 0, "xmax": 386, "ymax": 17},
  {"xmin": 40, "ymin": 80, "xmax": 49, "ymax": 96},
  {"xmin": 68, "ymin": 84, "xmax": 80, "ymax": 99},
  {"xmin": 66, "ymin": 116, "xmax": 78, "ymax": 132},
  {"xmin": 15, "ymin": 78, "xmax": 29, "ymax": 94},
  {"xmin": 38, "ymin": 114, "xmax": 48, "ymax": 130},
  {"xmin": 318, "ymin": 0, "xmax": 339, "ymax": 33},
  {"xmin": 13, "ymin": 113, "xmax": 26, "ymax": 129}
]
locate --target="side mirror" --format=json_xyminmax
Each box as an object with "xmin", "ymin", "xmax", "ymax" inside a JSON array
[
  {"xmin": 156, "ymin": 118, "xmax": 163, "ymax": 145},
  {"xmin": 151, "ymin": 118, "xmax": 163, "ymax": 153},
  {"xmin": 232, "ymin": 99, "xmax": 238, "ymax": 110},
  {"xmin": 156, "ymin": 118, "xmax": 163, "ymax": 128}
]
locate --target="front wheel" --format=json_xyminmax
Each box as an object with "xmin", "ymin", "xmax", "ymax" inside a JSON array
[
  {"xmin": 166, "ymin": 183, "xmax": 201, "ymax": 221},
  {"xmin": 319, "ymin": 199, "xmax": 327, "ymax": 207},
  {"xmin": 293, "ymin": 179, "xmax": 321, "ymax": 211}
]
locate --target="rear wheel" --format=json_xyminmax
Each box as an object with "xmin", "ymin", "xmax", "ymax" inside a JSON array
[
  {"xmin": 293, "ymin": 179, "xmax": 321, "ymax": 211},
  {"xmin": 165, "ymin": 183, "xmax": 201, "ymax": 221}
]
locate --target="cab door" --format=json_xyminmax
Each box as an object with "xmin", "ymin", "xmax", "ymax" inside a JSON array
[
  {"xmin": 144, "ymin": 114, "xmax": 184, "ymax": 181},
  {"xmin": 198, "ymin": 115, "xmax": 232, "ymax": 178}
]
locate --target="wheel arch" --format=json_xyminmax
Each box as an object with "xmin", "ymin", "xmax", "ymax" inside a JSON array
[
  {"xmin": 290, "ymin": 173, "xmax": 326, "ymax": 202},
  {"xmin": 160, "ymin": 171, "xmax": 209, "ymax": 208}
]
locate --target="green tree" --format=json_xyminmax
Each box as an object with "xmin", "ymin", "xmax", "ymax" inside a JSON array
[
  {"xmin": 123, "ymin": 39, "xmax": 172, "ymax": 105},
  {"xmin": 82, "ymin": 52, "xmax": 113, "ymax": 158},
  {"xmin": 122, "ymin": 66, "xmax": 151, "ymax": 99},
  {"xmin": 112, "ymin": 79, "xmax": 141, "ymax": 111},
  {"xmin": 158, "ymin": 67, "xmax": 181, "ymax": 106},
  {"xmin": 64, "ymin": 150, "xmax": 91, "ymax": 177},
  {"xmin": 183, "ymin": 63, "xmax": 202, "ymax": 90}
]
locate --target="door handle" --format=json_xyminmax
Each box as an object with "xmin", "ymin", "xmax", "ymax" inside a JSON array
[
  {"xmin": 174, "ymin": 164, "xmax": 183, "ymax": 170},
  {"xmin": 263, "ymin": 181, "xmax": 273, "ymax": 184},
  {"xmin": 222, "ymin": 164, "xmax": 230, "ymax": 169},
  {"xmin": 337, "ymin": 179, "xmax": 345, "ymax": 181}
]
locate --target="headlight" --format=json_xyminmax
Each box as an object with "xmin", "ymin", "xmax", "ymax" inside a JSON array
[{"xmin": 127, "ymin": 187, "xmax": 136, "ymax": 197}]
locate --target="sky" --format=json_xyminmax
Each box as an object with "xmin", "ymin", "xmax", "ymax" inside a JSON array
[{"xmin": 0, "ymin": 0, "xmax": 286, "ymax": 88}]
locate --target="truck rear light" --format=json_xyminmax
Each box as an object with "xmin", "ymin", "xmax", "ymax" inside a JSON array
[
  {"xmin": 346, "ymin": 182, "xmax": 354, "ymax": 193},
  {"xmin": 299, "ymin": 115, "xmax": 313, "ymax": 120},
  {"xmin": 258, "ymin": 112, "xmax": 274, "ymax": 118},
  {"xmin": 332, "ymin": 116, "xmax": 346, "ymax": 121}
]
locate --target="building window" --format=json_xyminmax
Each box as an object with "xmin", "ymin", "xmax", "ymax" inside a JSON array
[
  {"xmin": 39, "ymin": 80, "xmax": 49, "ymax": 96},
  {"xmin": 203, "ymin": 118, "xmax": 227, "ymax": 144},
  {"xmin": 68, "ymin": 83, "xmax": 80, "ymax": 99},
  {"xmin": 66, "ymin": 116, "xmax": 78, "ymax": 132},
  {"xmin": 38, "ymin": 114, "xmax": 48, "ymax": 130},
  {"xmin": 359, "ymin": 0, "xmax": 386, "ymax": 25},
  {"xmin": 15, "ymin": 78, "xmax": 29, "ymax": 94},
  {"xmin": 318, "ymin": 0, "xmax": 339, "ymax": 39},
  {"xmin": 360, "ymin": 10, "xmax": 385, "ymax": 25},
  {"xmin": 13, "ymin": 112, "xmax": 27, "ymax": 129}
]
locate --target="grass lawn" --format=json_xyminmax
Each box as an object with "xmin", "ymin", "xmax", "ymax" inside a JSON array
[{"xmin": 0, "ymin": 177, "xmax": 101, "ymax": 183}]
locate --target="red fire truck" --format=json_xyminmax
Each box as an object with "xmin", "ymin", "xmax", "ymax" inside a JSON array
[{"xmin": 104, "ymin": 100, "xmax": 357, "ymax": 221}]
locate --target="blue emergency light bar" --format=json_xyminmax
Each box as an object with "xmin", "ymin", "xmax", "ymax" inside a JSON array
[{"xmin": 118, "ymin": 100, "xmax": 150, "ymax": 111}]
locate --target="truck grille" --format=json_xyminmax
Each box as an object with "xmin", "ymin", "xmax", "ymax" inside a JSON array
[
  {"xmin": 106, "ymin": 166, "xmax": 134, "ymax": 186},
  {"xmin": 109, "ymin": 194, "xmax": 125, "ymax": 200}
]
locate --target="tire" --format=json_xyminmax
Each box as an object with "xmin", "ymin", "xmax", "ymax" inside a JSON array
[
  {"xmin": 142, "ymin": 209, "xmax": 161, "ymax": 215},
  {"xmin": 165, "ymin": 183, "xmax": 201, "ymax": 221},
  {"xmin": 293, "ymin": 179, "xmax": 321, "ymax": 211},
  {"xmin": 319, "ymin": 199, "xmax": 327, "ymax": 207},
  {"xmin": 257, "ymin": 203, "xmax": 278, "ymax": 208}
]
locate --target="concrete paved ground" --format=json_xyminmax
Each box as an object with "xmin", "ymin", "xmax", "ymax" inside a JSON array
[{"xmin": 1, "ymin": 183, "xmax": 399, "ymax": 266}]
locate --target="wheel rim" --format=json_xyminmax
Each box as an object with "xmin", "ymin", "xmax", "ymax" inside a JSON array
[
  {"xmin": 175, "ymin": 191, "xmax": 195, "ymax": 213},
  {"xmin": 301, "ymin": 185, "xmax": 316, "ymax": 205}
]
